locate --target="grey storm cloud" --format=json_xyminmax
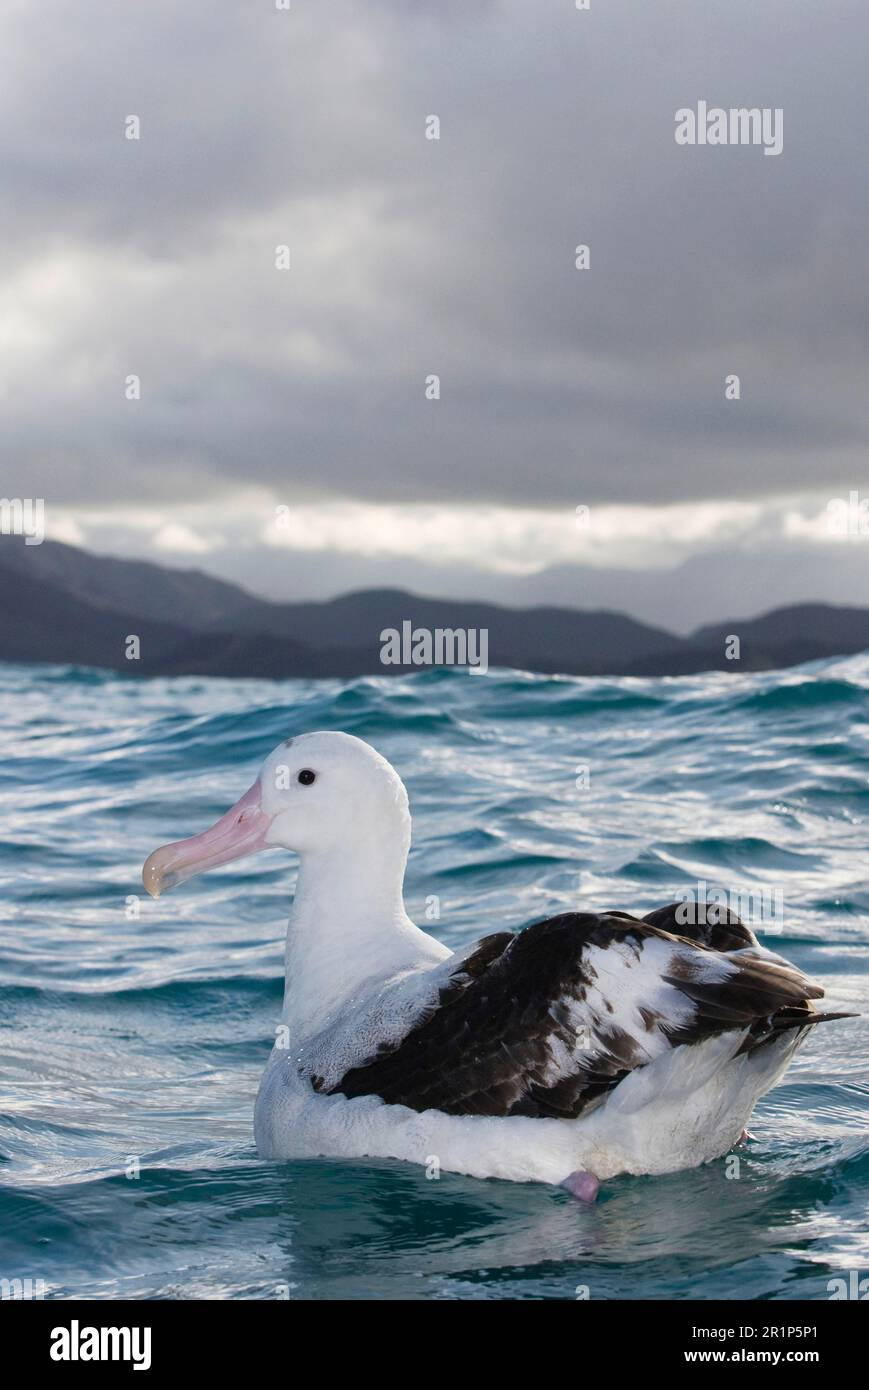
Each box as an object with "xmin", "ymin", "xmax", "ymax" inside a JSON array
[{"xmin": 2, "ymin": 0, "xmax": 869, "ymax": 509}]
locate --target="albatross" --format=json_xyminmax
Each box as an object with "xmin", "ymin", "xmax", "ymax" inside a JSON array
[{"xmin": 143, "ymin": 731, "xmax": 850, "ymax": 1199}]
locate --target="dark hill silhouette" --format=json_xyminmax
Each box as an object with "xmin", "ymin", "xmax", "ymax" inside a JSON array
[{"xmin": 1, "ymin": 538, "xmax": 867, "ymax": 679}]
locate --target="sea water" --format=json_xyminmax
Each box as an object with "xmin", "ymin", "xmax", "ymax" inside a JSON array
[{"xmin": 0, "ymin": 657, "xmax": 866, "ymax": 1300}]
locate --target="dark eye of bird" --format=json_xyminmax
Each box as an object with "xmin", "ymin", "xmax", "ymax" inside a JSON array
[{"xmin": 298, "ymin": 769, "xmax": 316, "ymax": 785}]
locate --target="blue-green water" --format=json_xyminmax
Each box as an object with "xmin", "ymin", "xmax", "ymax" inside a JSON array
[{"xmin": 0, "ymin": 657, "xmax": 867, "ymax": 1300}]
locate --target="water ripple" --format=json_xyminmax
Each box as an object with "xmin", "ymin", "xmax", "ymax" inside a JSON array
[{"xmin": 0, "ymin": 655, "xmax": 867, "ymax": 1298}]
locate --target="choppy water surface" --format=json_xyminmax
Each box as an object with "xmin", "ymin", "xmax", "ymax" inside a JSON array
[{"xmin": 0, "ymin": 657, "xmax": 867, "ymax": 1300}]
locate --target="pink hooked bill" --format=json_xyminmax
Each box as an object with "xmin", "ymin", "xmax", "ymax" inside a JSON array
[{"xmin": 142, "ymin": 780, "xmax": 271, "ymax": 898}]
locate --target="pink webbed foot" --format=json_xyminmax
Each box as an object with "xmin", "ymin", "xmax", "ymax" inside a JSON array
[
  {"xmin": 736, "ymin": 1128, "xmax": 756, "ymax": 1147},
  {"xmin": 560, "ymin": 1170, "xmax": 600, "ymax": 1202}
]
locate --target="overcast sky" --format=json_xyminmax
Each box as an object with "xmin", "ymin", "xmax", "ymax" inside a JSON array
[{"xmin": 3, "ymin": 0, "xmax": 869, "ymax": 626}]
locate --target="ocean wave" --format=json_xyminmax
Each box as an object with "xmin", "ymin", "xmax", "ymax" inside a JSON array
[{"xmin": 0, "ymin": 653, "xmax": 866, "ymax": 1298}]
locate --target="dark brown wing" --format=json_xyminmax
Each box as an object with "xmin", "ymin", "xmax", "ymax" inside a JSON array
[
  {"xmin": 328, "ymin": 910, "xmax": 830, "ymax": 1120},
  {"xmin": 641, "ymin": 901, "xmax": 758, "ymax": 952}
]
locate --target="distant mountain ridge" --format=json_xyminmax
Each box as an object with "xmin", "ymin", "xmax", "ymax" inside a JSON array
[{"xmin": 1, "ymin": 537, "xmax": 867, "ymax": 679}]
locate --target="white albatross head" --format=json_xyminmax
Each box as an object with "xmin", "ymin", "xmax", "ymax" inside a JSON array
[{"xmin": 142, "ymin": 731, "xmax": 411, "ymax": 898}]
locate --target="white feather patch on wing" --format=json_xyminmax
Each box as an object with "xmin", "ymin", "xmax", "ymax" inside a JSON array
[
  {"xmin": 585, "ymin": 936, "xmax": 733, "ymax": 1027},
  {"xmin": 530, "ymin": 936, "xmax": 737, "ymax": 1090}
]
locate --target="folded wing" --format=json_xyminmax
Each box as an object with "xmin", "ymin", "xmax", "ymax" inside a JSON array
[{"xmin": 328, "ymin": 909, "xmax": 828, "ymax": 1119}]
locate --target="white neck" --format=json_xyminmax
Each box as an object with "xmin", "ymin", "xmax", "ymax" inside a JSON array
[{"xmin": 281, "ymin": 827, "xmax": 447, "ymax": 1040}]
